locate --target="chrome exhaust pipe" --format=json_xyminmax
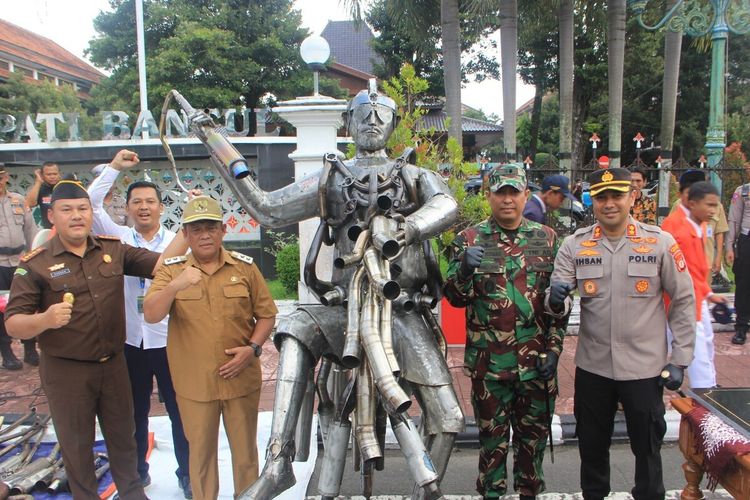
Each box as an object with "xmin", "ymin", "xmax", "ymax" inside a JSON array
[
  {"xmin": 316, "ymin": 358, "xmax": 334, "ymax": 447},
  {"xmin": 380, "ymin": 266, "xmax": 400, "ymax": 375},
  {"xmin": 390, "ymin": 415, "xmax": 440, "ymax": 488},
  {"xmin": 317, "ymin": 419, "xmax": 352, "ymax": 498},
  {"xmin": 360, "ymin": 291, "xmax": 411, "ymax": 414},
  {"xmin": 355, "ymin": 358, "xmax": 381, "ymax": 462},
  {"xmin": 334, "ymin": 230, "xmax": 370, "ymax": 269},
  {"xmin": 294, "ymin": 378, "xmax": 315, "ymax": 462},
  {"xmin": 362, "ymin": 248, "xmax": 400, "ymax": 300},
  {"xmin": 342, "ymin": 267, "xmax": 366, "ymax": 369},
  {"xmin": 370, "ymin": 215, "xmax": 401, "ymax": 259}
]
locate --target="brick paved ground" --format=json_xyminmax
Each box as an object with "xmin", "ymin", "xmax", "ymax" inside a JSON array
[{"xmin": 1, "ymin": 327, "xmax": 748, "ymax": 419}]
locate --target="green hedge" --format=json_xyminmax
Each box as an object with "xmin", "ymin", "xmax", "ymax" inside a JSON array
[{"xmin": 275, "ymin": 242, "xmax": 300, "ymax": 294}]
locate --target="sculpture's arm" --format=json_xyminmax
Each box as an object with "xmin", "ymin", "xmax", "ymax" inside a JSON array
[{"xmin": 401, "ymin": 167, "xmax": 458, "ymax": 244}]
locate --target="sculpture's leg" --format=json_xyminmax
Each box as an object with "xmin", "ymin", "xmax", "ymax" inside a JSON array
[
  {"xmin": 318, "ymin": 418, "xmax": 352, "ymax": 499},
  {"xmin": 390, "ymin": 413, "xmax": 444, "ymax": 500},
  {"xmin": 411, "ymin": 384, "xmax": 464, "ymax": 500},
  {"xmin": 238, "ymin": 336, "xmax": 314, "ymax": 499},
  {"xmin": 681, "ymin": 459, "xmax": 705, "ymax": 500}
]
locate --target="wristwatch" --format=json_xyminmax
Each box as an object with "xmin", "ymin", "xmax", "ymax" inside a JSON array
[{"xmin": 249, "ymin": 342, "xmax": 262, "ymax": 358}]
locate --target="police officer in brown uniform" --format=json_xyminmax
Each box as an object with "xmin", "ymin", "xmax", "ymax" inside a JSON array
[
  {"xmin": 0, "ymin": 163, "xmax": 38, "ymax": 370},
  {"xmin": 546, "ymin": 168, "xmax": 695, "ymax": 500},
  {"xmin": 144, "ymin": 196, "xmax": 277, "ymax": 500},
  {"xmin": 4, "ymin": 175, "xmax": 186, "ymax": 500}
]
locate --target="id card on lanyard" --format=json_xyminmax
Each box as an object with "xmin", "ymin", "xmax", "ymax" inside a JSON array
[{"xmin": 133, "ymin": 228, "xmax": 151, "ymax": 314}]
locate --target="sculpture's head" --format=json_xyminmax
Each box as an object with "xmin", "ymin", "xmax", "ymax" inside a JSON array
[{"xmin": 345, "ymin": 79, "xmax": 399, "ymax": 152}]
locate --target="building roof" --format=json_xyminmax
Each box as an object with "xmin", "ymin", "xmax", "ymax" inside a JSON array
[
  {"xmin": 321, "ymin": 20, "xmax": 383, "ymax": 76},
  {"xmin": 418, "ymin": 109, "xmax": 503, "ymax": 134},
  {"xmin": 0, "ymin": 18, "xmax": 104, "ymax": 86}
]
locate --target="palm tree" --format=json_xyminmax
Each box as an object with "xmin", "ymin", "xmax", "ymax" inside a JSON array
[
  {"xmin": 658, "ymin": 0, "xmax": 682, "ymax": 220},
  {"xmin": 499, "ymin": 0, "xmax": 518, "ymax": 161},
  {"xmin": 442, "ymin": 0, "xmax": 463, "ymax": 146},
  {"xmin": 559, "ymin": 0, "xmax": 574, "ymax": 176},
  {"xmin": 607, "ymin": 0, "xmax": 626, "ymax": 168}
]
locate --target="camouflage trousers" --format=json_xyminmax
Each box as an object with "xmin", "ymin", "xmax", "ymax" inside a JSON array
[{"xmin": 470, "ymin": 377, "xmax": 557, "ymax": 498}]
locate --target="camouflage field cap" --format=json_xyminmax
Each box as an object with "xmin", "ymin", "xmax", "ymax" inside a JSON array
[
  {"xmin": 182, "ymin": 196, "xmax": 223, "ymax": 224},
  {"xmin": 486, "ymin": 163, "xmax": 527, "ymax": 192}
]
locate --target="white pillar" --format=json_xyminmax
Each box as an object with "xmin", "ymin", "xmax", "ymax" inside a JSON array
[{"xmin": 273, "ymin": 95, "xmax": 348, "ymax": 304}]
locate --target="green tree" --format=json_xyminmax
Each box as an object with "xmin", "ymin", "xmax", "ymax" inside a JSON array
[
  {"xmin": 0, "ymin": 72, "xmax": 100, "ymax": 142},
  {"xmin": 87, "ymin": 0, "xmax": 344, "ymax": 126}
]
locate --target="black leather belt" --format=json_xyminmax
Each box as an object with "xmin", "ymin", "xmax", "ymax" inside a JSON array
[
  {"xmin": 0, "ymin": 245, "xmax": 25, "ymax": 256},
  {"xmin": 57, "ymin": 353, "xmax": 117, "ymax": 363}
]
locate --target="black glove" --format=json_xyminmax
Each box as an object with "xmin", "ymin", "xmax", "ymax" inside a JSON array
[
  {"xmin": 459, "ymin": 246, "xmax": 485, "ymax": 279},
  {"xmin": 536, "ymin": 351, "xmax": 559, "ymax": 381},
  {"xmin": 659, "ymin": 363, "xmax": 684, "ymax": 391},
  {"xmin": 549, "ymin": 282, "xmax": 573, "ymax": 311}
]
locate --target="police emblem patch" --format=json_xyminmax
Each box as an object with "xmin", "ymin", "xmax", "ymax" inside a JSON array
[
  {"xmin": 577, "ymin": 249, "xmax": 601, "ymax": 257},
  {"xmin": 583, "ymin": 280, "xmax": 597, "ymax": 295},
  {"xmin": 626, "ymin": 224, "xmax": 637, "ymax": 237},
  {"xmin": 673, "ymin": 250, "xmax": 687, "ymax": 272},
  {"xmin": 635, "ymin": 279, "xmax": 649, "ymax": 293},
  {"xmin": 632, "ymin": 245, "xmax": 653, "ymax": 254},
  {"xmin": 601, "ymin": 171, "xmax": 614, "ymax": 182}
]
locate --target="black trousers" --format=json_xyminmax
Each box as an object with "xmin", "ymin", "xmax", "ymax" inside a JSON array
[
  {"xmin": 734, "ymin": 233, "xmax": 750, "ymax": 329},
  {"xmin": 124, "ymin": 343, "xmax": 190, "ymax": 481},
  {"xmin": 574, "ymin": 367, "xmax": 666, "ymax": 500},
  {"xmin": 0, "ymin": 265, "xmax": 35, "ymax": 348}
]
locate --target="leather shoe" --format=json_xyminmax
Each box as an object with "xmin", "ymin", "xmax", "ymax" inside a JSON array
[
  {"xmin": 113, "ymin": 473, "xmax": 151, "ymax": 500},
  {"xmin": 23, "ymin": 347, "xmax": 39, "ymax": 366},
  {"xmin": 1, "ymin": 353, "xmax": 22, "ymax": 371},
  {"xmin": 732, "ymin": 329, "xmax": 747, "ymax": 345},
  {"xmin": 178, "ymin": 476, "xmax": 192, "ymax": 499}
]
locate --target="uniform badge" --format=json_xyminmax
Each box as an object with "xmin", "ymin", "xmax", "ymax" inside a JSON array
[
  {"xmin": 630, "ymin": 237, "xmax": 642, "ymax": 243},
  {"xmin": 581, "ymin": 240, "xmax": 598, "ymax": 248},
  {"xmin": 577, "ymin": 249, "xmax": 600, "ymax": 257},
  {"xmin": 592, "ymin": 226, "xmax": 602, "ymax": 240},
  {"xmin": 194, "ymin": 199, "xmax": 209, "ymax": 213},
  {"xmin": 632, "ymin": 245, "xmax": 653, "ymax": 254},
  {"xmin": 669, "ymin": 243, "xmax": 681, "ymax": 255},
  {"xmin": 673, "ymin": 250, "xmax": 687, "ymax": 272},
  {"xmin": 13, "ymin": 268, "xmax": 27, "ymax": 276},
  {"xmin": 635, "ymin": 280, "xmax": 649, "ymax": 293},
  {"xmin": 103, "ymin": 254, "xmax": 112, "ymax": 263},
  {"xmin": 582, "ymin": 280, "xmax": 597, "ymax": 295},
  {"xmin": 626, "ymin": 224, "xmax": 637, "ymax": 238},
  {"xmin": 644, "ymin": 237, "xmax": 657, "ymax": 244},
  {"xmin": 48, "ymin": 263, "xmax": 65, "ymax": 272},
  {"xmin": 230, "ymin": 276, "xmax": 238, "ymax": 282},
  {"xmin": 601, "ymin": 171, "xmax": 614, "ymax": 182},
  {"xmin": 50, "ymin": 268, "xmax": 71, "ymax": 279}
]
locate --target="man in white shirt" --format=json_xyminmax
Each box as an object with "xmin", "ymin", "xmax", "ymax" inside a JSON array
[{"xmin": 88, "ymin": 149, "xmax": 192, "ymax": 498}]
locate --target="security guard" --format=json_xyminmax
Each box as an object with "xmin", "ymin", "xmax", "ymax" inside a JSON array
[
  {"xmin": 4, "ymin": 179, "xmax": 186, "ymax": 500},
  {"xmin": 0, "ymin": 163, "xmax": 38, "ymax": 370},
  {"xmin": 726, "ymin": 173, "xmax": 750, "ymax": 344},
  {"xmin": 143, "ymin": 196, "xmax": 277, "ymax": 500},
  {"xmin": 547, "ymin": 167, "xmax": 695, "ymax": 500},
  {"xmin": 445, "ymin": 164, "xmax": 568, "ymax": 499}
]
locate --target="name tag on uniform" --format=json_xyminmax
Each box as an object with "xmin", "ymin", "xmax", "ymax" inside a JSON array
[{"xmin": 137, "ymin": 295, "xmax": 144, "ymax": 314}]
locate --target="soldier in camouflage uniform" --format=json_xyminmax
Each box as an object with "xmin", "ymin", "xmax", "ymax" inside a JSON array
[
  {"xmin": 629, "ymin": 166, "xmax": 656, "ymax": 224},
  {"xmin": 444, "ymin": 164, "xmax": 568, "ymax": 499}
]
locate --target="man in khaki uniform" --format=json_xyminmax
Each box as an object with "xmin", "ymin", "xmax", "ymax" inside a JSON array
[
  {"xmin": 144, "ymin": 196, "xmax": 277, "ymax": 500},
  {"xmin": 546, "ymin": 167, "xmax": 695, "ymax": 500},
  {"xmin": 0, "ymin": 163, "xmax": 38, "ymax": 370}
]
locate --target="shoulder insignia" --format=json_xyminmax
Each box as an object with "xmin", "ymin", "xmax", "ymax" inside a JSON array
[
  {"xmin": 165, "ymin": 255, "xmax": 188, "ymax": 265},
  {"xmin": 230, "ymin": 251, "xmax": 254, "ymax": 265},
  {"xmin": 626, "ymin": 223, "xmax": 637, "ymax": 238},
  {"xmin": 96, "ymin": 234, "xmax": 121, "ymax": 241},
  {"xmin": 20, "ymin": 247, "xmax": 45, "ymax": 262},
  {"xmin": 592, "ymin": 225, "xmax": 602, "ymax": 240},
  {"xmin": 13, "ymin": 268, "xmax": 27, "ymax": 276}
]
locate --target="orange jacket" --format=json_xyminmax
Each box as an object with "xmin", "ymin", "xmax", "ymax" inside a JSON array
[{"xmin": 662, "ymin": 206, "xmax": 710, "ymax": 320}]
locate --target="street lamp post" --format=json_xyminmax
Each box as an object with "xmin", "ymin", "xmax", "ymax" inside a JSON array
[
  {"xmin": 300, "ymin": 35, "xmax": 331, "ymax": 96},
  {"xmin": 627, "ymin": 0, "xmax": 750, "ymax": 192}
]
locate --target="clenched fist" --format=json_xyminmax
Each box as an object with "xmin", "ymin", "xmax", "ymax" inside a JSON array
[
  {"xmin": 110, "ymin": 149, "xmax": 140, "ymax": 171},
  {"xmin": 45, "ymin": 301, "xmax": 73, "ymax": 329},
  {"xmin": 171, "ymin": 266, "xmax": 202, "ymax": 292}
]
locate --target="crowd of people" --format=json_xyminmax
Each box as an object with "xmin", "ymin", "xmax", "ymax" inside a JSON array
[{"xmin": 0, "ymin": 86, "xmax": 748, "ymax": 500}]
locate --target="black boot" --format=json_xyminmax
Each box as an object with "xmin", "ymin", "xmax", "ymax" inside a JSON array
[
  {"xmin": 520, "ymin": 496, "xmax": 536, "ymax": 500},
  {"xmin": 23, "ymin": 342, "xmax": 39, "ymax": 366},
  {"xmin": 0, "ymin": 343, "xmax": 22, "ymax": 371},
  {"xmin": 732, "ymin": 326, "xmax": 747, "ymax": 345}
]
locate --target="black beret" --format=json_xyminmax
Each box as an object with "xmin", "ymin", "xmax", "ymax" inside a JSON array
[
  {"xmin": 50, "ymin": 180, "xmax": 89, "ymax": 203},
  {"xmin": 587, "ymin": 168, "xmax": 632, "ymax": 196}
]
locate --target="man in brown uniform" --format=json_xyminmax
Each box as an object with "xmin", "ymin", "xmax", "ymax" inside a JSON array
[
  {"xmin": 144, "ymin": 196, "xmax": 277, "ymax": 500},
  {"xmin": 4, "ymin": 157, "xmax": 187, "ymax": 500},
  {"xmin": 0, "ymin": 163, "xmax": 38, "ymax": 370}
]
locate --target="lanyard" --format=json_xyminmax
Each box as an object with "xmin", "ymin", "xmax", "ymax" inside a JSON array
[{"xmin": 132, "ymin": 227, "xmax": 161, "ymax": 290}]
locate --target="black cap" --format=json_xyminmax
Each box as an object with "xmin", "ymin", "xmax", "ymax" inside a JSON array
[
  {"xmin": 679, "ymin": 169, "xmax": 706, "ymax": 191},
  {"xmin": 542, "ymin": 174, "xmax": 577, "ymax": 200},
  {"xmin": 50, "ymin": 180, "xmax": 89, "ymax": 203},
  {"xmin": 711, "ymin": 303, "xmax": 733, "ymax": 324},
  {"xmin": 587, "ymin": 168, "xmax": 632, "ymax": 196}
]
